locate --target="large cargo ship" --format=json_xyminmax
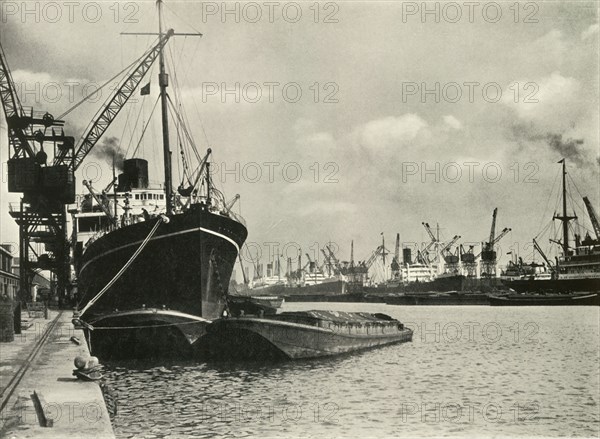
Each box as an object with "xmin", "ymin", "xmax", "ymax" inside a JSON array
[
  {"xmin": 502, "ymin": 160, "xmax": 600, "ymax": 295},
  {"xmin": 71, "ymin": 3, "xmax": 247, "ymax": 358}
]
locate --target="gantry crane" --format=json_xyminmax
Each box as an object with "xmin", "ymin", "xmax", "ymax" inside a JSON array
[
  {"xmin": 460, "ymin": 244, "xmax": 477, "ymax": 278},
  {"xmin": 1, "ymin": 31, "xmax": 175, "ymax": 307}
]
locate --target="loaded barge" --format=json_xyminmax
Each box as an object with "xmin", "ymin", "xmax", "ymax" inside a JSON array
[{"xmin": 196, "ymin": 310, "xmax": 413, "ymax": 360}]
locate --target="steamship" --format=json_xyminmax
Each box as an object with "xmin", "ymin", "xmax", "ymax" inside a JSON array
[
  {"xmin": 71, "ymin": 5, "xmax": 247, "ymax": 358},
  {"xmin": 501, "ymin": 160, "xmax": 600, "ymax": 299}
]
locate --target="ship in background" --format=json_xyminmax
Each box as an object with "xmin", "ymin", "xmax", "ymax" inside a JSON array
[
  {"xmin": 500, "ymin": 159, "xmax": 600, "ymax": 297},
  {"xmin": 68, "ymin": 2, "xmax": 247, "ymax": 358},
  {"xmin": 246, "ymin": 246, "xmax": 345, "ymax": 297},
  {"xmin": 367, "ymin": 214, "xmax": 511, "ymax": 296}
]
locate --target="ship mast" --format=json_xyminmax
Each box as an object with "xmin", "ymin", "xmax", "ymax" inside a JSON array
[
  {"xmin": 157, "ymin": 0, "xmax": 173, "ymax": 214},
  {"xmin": 554, "ymin": 159, "xmax": 577, "ymax": 256}
]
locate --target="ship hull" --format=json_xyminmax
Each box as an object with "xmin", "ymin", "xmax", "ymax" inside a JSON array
[
  {"xmin": 76, "ymin": 204, "xmax": 247, "ymax": 357},
  {"xmin": 384, "ymin": 293, "xmax": 490, "ymax": 306},
  {"xmin": 81, "ymin": 309, "xmax": 211, "ymax": 359},
  {"xmin": 503, "ymin": 277, "xmax": 600, "ymax": 293},
  {"xmin": 489, "ymin": 293, "xmax": 600, "ymax": 306},
  {"xmin": 251, "ymin": 279, "xmax": 344, "ymax": 297}
]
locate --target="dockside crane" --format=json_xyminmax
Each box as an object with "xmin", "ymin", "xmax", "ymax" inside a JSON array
[
  {"xmin": 420, "ymin": 222, "xmax": 438, "ymax": 264},
  {"xmin": 460, "ymin": 244, "xmax": 477, "ymax": 278},
  {"xmin": 479, "ymin": 208, "xmax": 511, "ymax": 278},
  {"xmin": 321, "ymin": 249, "xmax": 333, "ymax": 276},
  {"xmin": 441, "ymin": 235, "xmax": 461, "ymax": 274},
  {"xmin": 326, "ymin": 245, "xmax": 342, "ymax": 274},
  {"xmin": 2, "ymin": 41, "xmax": 74, "ymax": 308}
]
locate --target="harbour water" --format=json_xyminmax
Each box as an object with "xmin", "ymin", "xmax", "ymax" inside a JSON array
[{"xmin": 104, "ymin": 303, "xmax": 600, "ymax": 438}]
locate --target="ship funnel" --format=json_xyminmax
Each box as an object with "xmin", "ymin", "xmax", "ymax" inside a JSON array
[{"xmin": 117, "ymin": 158, "xmax": 149, "ymax": 191}]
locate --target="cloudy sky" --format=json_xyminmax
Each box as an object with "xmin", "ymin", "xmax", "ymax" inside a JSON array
[{"xmin": 0, "ymin": 1, "xmax": 598, "ymax": 273}]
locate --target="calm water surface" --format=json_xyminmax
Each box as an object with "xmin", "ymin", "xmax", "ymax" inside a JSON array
[{"xmin": 103, "ymin": 304, "xmax": 600, "ymax": 438}]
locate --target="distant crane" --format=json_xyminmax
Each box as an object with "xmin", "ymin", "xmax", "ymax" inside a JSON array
[
  {"xmin": 420, "ymin": 222, "xmax": 438, "ymax": 263},
  {"xmin": 460, "ymin": 244, "xmax": 477, "ymax": 278},
  {"xmin": 321, "ymin": 249, "xmax": 333, "ymax": 276},
  {"xmin": 583, "ymin": 196, "xmax": 600, "ymax": 240},
  {"xmin": 441, "ymin": 235, "xmax": 461, "ymax": 274},
  {"xmin": 479, "ymin": 208, "xmax": 511, "ymax": 278}
]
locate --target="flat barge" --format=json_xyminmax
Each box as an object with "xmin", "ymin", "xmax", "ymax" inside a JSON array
[{"xmin": 196, "ymin": 310, "xmax": 412, "ymax": 360}]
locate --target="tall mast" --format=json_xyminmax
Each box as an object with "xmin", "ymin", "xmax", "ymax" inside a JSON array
[
  {"xmin": 157, "ymin": 0, "xmax": 173, "ymax": 214},
  {"xmin": 561, "ymin": 159, "xmax": 568, "ymax": 254},
  {"xmin": 554, "ymin": 159, "xmax": 576, "ymax": 256}
]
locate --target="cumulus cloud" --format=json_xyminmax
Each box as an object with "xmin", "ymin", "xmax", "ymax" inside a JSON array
[
  {"xmin": 581, "ymin": 23, "xmax": 599, "ymax": 41},
  {"xmin": 443, "ymin": 115, "xmax": 462, "ymax": 130},
  {"xmin": 502, "ymin": 72, "xmax": 581, "ymax": 132},
  {"xmin": 521, "ymin": 30, "xmax": 568, "ymax": 69},
  {"xmin": 354, "ymin": 114, "xmax": 429, "ymax": 151}
]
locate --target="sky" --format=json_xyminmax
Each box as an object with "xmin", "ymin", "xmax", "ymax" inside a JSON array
[{"xmin": 0, "ymin": 1, "xmax": 599, "ymax": 275}]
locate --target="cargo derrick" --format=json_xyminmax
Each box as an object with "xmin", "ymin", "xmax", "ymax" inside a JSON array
[{"xmin": 0, "ymin": 33, "xmax": 174, "ymax": 308}]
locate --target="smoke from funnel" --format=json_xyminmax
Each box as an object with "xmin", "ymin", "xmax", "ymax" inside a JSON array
[
  {"xmin": 509, "ymin": 124, "xmax": 587, "ymax": 167},
  {"xmin": 93, "ymin": 137, "xmax": 125, "ymax": 170},
  {"xmin": 546, "ymin": 134, "xmax": 585, "ymax": 166}
]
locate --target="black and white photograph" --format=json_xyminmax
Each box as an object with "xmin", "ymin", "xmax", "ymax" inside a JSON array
[{"xmin": 0, "ymin": 1, "xmax": 598, "ymax": 438}]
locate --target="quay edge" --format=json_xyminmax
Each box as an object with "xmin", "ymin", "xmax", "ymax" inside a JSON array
[{"xmin": 0, "ymin": 311, "xmax": 115, "ymax": 439}]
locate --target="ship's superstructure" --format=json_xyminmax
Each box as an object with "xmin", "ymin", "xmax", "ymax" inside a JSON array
[{"xmin": 503, "ymin": 160, "xmax": 600, "ymax": 293}]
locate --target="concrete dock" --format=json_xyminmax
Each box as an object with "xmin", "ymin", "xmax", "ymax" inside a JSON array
[{"xmin": 0, "ymin": 309, "xmax": 115, "ymax": 438}]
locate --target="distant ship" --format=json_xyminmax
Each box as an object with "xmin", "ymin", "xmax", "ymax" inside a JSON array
[
  {"xmin": 248, "ymin": 253, "xmax": 344, "ymax": 297},
  {"xmin": 502, "ymin": 160, "xmax": 600, "ymax": 294},
  {"xmin": 489, "ymin": 292, "xmax": 599, "ymax": 306}
]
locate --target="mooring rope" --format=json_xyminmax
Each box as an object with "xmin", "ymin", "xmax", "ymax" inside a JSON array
[{"xmin": 79, "ymin": 215, "xmax": 167, "ymax": 317}]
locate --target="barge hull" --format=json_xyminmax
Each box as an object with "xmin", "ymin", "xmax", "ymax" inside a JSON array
[{"xmin": 198, "ymin": 318, "xmax": 413, "ymax": 360}]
